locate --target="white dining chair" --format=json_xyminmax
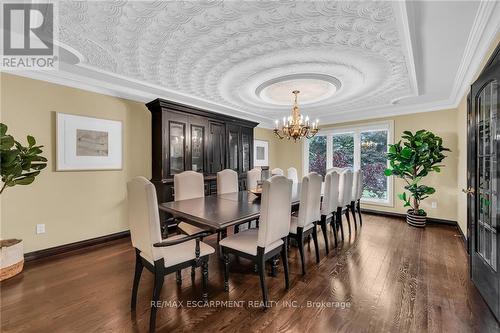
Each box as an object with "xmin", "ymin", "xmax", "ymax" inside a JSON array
[
  {"xmin": 174, "ymin": 171, "xmax": 208, "ymax": 236},
  {"xmin": 287, "ymin": 167, "xmax": 299, "ymax": 183},
  {"xmin": 327, "ymin": 167, "xmax": 350, "ymax": 174},
  {"xmin": 319, "ymin": 171, "xmax": 340, "ymax": 253},
  {"xmin": 336, "ymin": 170, "xmax": 354, "ymax": 240},
  {"xmin": 128, "ymin": 177, "xmax": 215, "ymax": 332},
  {"xmin": 351, "ymin": 170, "xmax": 363, "ymax": 229},
  {"xmin": 219, "ymin": 175, "xmax": 292, "ymax": 308},
  {"xmin": 246, "ymin": 167, "xmax": 262, "ymax": 190},
  {"xmin": 289, "ymin": 172, "xmax": 322, "ymax": 275},
  {"xmin": 271, "ymin": 168, "xmax": 284, "ymax": 176},
  {"xmin": 217, "ymin": 169, "xmax": 239, "ymax": 194}
]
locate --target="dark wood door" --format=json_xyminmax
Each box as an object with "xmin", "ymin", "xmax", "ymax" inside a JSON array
[
  {"xmin": 207, "ymin": 121, "xmax": 225, "ymax": 174},
  {"xmin": 469, "ymin": 56, "xmax": 500, "ymax": 320}
]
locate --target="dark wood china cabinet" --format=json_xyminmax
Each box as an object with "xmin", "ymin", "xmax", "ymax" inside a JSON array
[{"xmin": 146, "ymin": 98, "xmax": 258, "ymax": 228}]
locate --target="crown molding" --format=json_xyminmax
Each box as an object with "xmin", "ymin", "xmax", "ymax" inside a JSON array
[{"xmin": 450, "ymin": 0, "xmax": 500, "ymax": 106}]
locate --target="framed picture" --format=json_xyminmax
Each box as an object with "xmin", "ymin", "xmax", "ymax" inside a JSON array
[
  {"xmin": 56, "ymin": 113, "xmax": 122, "ymax": 171},
  {"xmin": 254, "ymin": 139, "xmax": 269, "ymax": 167}
]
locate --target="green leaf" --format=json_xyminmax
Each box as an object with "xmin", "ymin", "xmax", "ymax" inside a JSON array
[
  {"xmin": 27, "ymin": 135, "xmax": 36, "ymax": 147},
  {"xmin": 0, "ymin": 123, "xmax": 7, "ymax": 136},
  {"xmin": 13, "ymin": 176, "xmax": 35, "ymax": 186},
  {"xmin": 384, "ymin": 169, "xmax": 393, "ymax": 176}
]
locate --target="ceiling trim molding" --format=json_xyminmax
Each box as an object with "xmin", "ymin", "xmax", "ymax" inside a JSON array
[
  {"xmin": 392, "ymin": 0, "xmax": 419, "ymax": 97},
  {"xmin": 449, "ymin": 0, "xmax": 500, "ymax": 106}
]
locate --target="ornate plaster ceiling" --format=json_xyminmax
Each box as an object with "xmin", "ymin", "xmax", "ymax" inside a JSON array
[
  {"xmin": 10, "ymin": 1, "xmax": 498, "ymax": 127},
  {"xmin": 56, "ymin": 0, "xmax": 414, "ymax": 124}
]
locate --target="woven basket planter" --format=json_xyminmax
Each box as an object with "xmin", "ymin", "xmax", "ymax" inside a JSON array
[
  {"xmin": 406, "ymin": 210, "xmax": 427, "ymax": 228},
  {"xmin": 0, "ymin": 239, "xmax": 24, "ymax": 281}
]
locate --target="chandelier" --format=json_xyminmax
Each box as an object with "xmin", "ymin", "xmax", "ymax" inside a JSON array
[{"xmin": 273, "ymin": 90, "xmax": 319, "ymax": 141}]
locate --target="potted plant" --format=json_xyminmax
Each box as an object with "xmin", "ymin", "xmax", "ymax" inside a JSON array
[
  {"xmin": 384, "ymin": 130, "xmax": 450, "ymax": 227},
  {"xmin": 0, "ymin": 123, "xmax": 47, "ymax": 280}
]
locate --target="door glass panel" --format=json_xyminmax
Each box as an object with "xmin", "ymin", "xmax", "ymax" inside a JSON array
[
  {"xmin": 191, "ymin": 125, "xmax": 204, "ymax": 172},
  {"xmin": 169, "ymin": 122, "xmax": 185, "ymax": 175},
  {"xmin": 228, "ymin": 131, "xmax": 238, "ymax": 170},
  {"xmin": 332, "ymin": 133, "xmax": 354, "ymax": 168},
  {"xmin": 476, "ymin": 80, "xmax": 497, "ymax": 270},
  {"xmin": 242, "ymin": 133, "xmax": 250, "ymax": 172}
]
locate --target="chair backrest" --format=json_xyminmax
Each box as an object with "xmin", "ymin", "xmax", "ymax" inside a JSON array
[
  {"xmin": 338, "ymin": 170, "xmax": 354, "ymax": 207},
  {"xmin": 327, "ymin": 167, "xmax": 350, "ymax": 174},
  {"xmin": 287, "ymin": 167, "xmax": 298, "ymax": 183},
  {"xmin": 217, "ymin": 169, "xmax": 239, "ymax": 194},
  {"xmin": 127, "ymin": 177, "xmax": 162, "ymax": 261},
  {"xmin": 271, "ymin": 168, "xmax": 284, "ymax": 176},
  {"xmin": 257, "ymin": 175, "xmax": 292, "ymax": 248},
  {"xmin": 297, "ymin": 172, "xmax": 323, "ymax": 227},
  {"xmin": 174, "ymin": 171, "xmax": 204, "ymax": 201},
  {"xmin": 247, "ymin": 167, "xmax": 262, "ymax": 190},
  {"xmin": 352, "ymin": 170, "xmax": 363, "ymax": 201},
  {"xmin": 321, "ymin": 171, "xmax": 340, "ymax": 215}
]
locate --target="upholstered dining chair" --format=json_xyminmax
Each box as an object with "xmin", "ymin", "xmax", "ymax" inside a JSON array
[
  {"xmin": 127, "ymin": 177, "xmax": 215, "ymax": 332},
  {"xmin": 174, "ymin": 171, "xmax": 208, "ymax": 236},
  {"xmin": 319, "ymin": 171, "xmax": 340, "ymax": 253},
  {"xmin": 271, "ymin": 167, "xmax": 284, "ymax": 176},
  {"xmin": 219, "ymin": 175, "xmax": 292, "ymax": 307},
  {"xmin": 335, "ymin": 170, "xmax": 354, "ymax": 240},
  {"xmin": 287, "ymin": 167, "xmax": 299, "ymax": 183},
  {"xmin": 350, "ymin": 170, "xmax": 363, "ymax": 229},
  {"xmin": 246, "ymin": 167, "xmax": 262, "ymax": 190},
  {"xmin": 217, "ymin": 169, "xmax": 239, "ymax": 194},
  {"xmin": 289, "ymin": 172, "xmax": 322, "ymax": 275}
]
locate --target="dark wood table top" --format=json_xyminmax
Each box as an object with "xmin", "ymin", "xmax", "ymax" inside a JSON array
[{"xmin": 159, "ymin": 183, "xmax": 305, "ymax": 230}]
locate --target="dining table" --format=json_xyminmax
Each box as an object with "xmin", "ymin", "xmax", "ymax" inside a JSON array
[{"xmin": 158, "ymin": 183, "xmax": 304, "ymax": 233}]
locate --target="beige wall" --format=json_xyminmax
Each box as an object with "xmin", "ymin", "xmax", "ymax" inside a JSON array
[{"xmin": 0, "ymin": 73, "xmax": 151, "ymax": 253}]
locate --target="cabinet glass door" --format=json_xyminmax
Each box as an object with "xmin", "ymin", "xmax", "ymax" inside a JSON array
[
  {"xmin": 169, "ymin": 122, "xmax": 185, "ymax": 175},
  {"xmin": 228, "ymin": 130, "xmax": 239, "ymax": 171},
  {"xmin": 242, "ymin": 132, "xmax": 250, "ymax": 172},
  {"xmin": 191, "ymin": 125, "xmax": 204, "ymax": 172}
]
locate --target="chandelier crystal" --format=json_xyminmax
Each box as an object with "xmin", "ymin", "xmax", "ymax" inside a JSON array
[{"xmin": 273, "ymin": 90, "xmax": 319, "ymax": 142}]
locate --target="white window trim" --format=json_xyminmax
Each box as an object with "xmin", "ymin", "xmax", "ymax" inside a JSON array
[{"xmin": 303, "ymin": 120, "xmax": 394, "ymax": 207}]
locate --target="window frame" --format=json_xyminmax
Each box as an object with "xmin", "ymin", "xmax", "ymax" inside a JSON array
[{"xmin": 303, "ymin": 120, "xmax": 394, "ymax": 207}]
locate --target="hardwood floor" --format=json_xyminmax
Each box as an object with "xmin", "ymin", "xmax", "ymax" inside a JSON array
[{"xmin": 1, "ymin": 215, "xmax": 498, "ymax": 332}]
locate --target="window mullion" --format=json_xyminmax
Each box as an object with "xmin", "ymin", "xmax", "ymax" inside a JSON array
[
  {"xmin": 354, "ymin": 130, "xmax": 361, "ymax": 170},
  {"xmin": 326, "ymin": 134, "xmax": 333, "ymax": 170}
]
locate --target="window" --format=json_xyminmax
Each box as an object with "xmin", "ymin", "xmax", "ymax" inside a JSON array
[{"xmin": 304, "ymin": 121, "xmax": 393, "ymax": 206}]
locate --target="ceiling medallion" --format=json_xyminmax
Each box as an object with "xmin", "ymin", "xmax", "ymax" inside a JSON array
[{"xmin": 274, "ymin": 90, "xmax": 319, "ymax": 142}]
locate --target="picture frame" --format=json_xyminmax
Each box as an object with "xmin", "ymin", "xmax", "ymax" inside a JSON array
[
  {"xmin": 56, "ymin": 113, "xmax": 122, "ymax": 171},
  {"xmin": 253, "ymin": 139, "xmax": 269, "ymax": 167}
]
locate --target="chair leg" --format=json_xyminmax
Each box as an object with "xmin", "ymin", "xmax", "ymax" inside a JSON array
[
  {"xmin": 176, "ymin": 270, "xmax": 182, "ymax": 285},
  {"xmin": 350, "ymin": 201, "xmax": 358, "ymax": 231},
  {"xmin": 234, "ymin": 224, "xmax": 239, "ymax": 234},
  {"xmin": 201, "ymin": 260, "xmax": 209, "ymax": 302},
  {"xmin": 312, "ymin": 223, "xmax": 320, "ymax": 264},
  {"xmin": 357, "ymin": 200, "xmax": 363, "ymax": 226},
  {"xmin": 223, "ymin": 252, "xmax": 230, "ymax": 292},
  {"xmin": 319, "ymin": 215, "xmax": 329, "ymax": 255},
  {"xmin": 336, "ymin": 208, "xmax": 345, "ymax": 241},
  {"xmin": 297, "ymin": 228, "xmax": 306, "ymax": 275},
  {"xmin": 280, "ymin": 238, "xmax": 290, "ymax": 289},
  {"xmin": 345, "ymin": 207, "xmax": 352, "ymax": 235},
  {"xmin": 191, "ymin": 266, "xmax": 196, "ymax": 283},
  {"xmin": 150, "ymin": 260, "xmax": 164, "ymax": 333},
  {"xmin": 131, "ymin": 249, "xmax": 143, "ymax": 310},
  {"xmin": 330, "ymin": 213, "xmax": 338, "ymax": 248},
  {"xmin": 257, "ymin": 247, "xmax": 268, "ymax": 308},
  {"xmin": 271, "ymin": 255, "xmax": 279, "ymax": 277}
]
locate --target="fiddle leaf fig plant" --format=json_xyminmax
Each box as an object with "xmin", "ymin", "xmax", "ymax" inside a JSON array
[
  {"xmin": 0, "ymin": 123, "xmax": 47, "ymax": 194},
  {"xmin": 384, "ymin": 130, "xmax": 450, "ymax": 216}
]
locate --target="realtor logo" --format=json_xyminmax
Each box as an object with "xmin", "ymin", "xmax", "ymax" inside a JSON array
[{"xmin": 1, "ymin": 2, "xmax": 58, "ymax": 70}]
